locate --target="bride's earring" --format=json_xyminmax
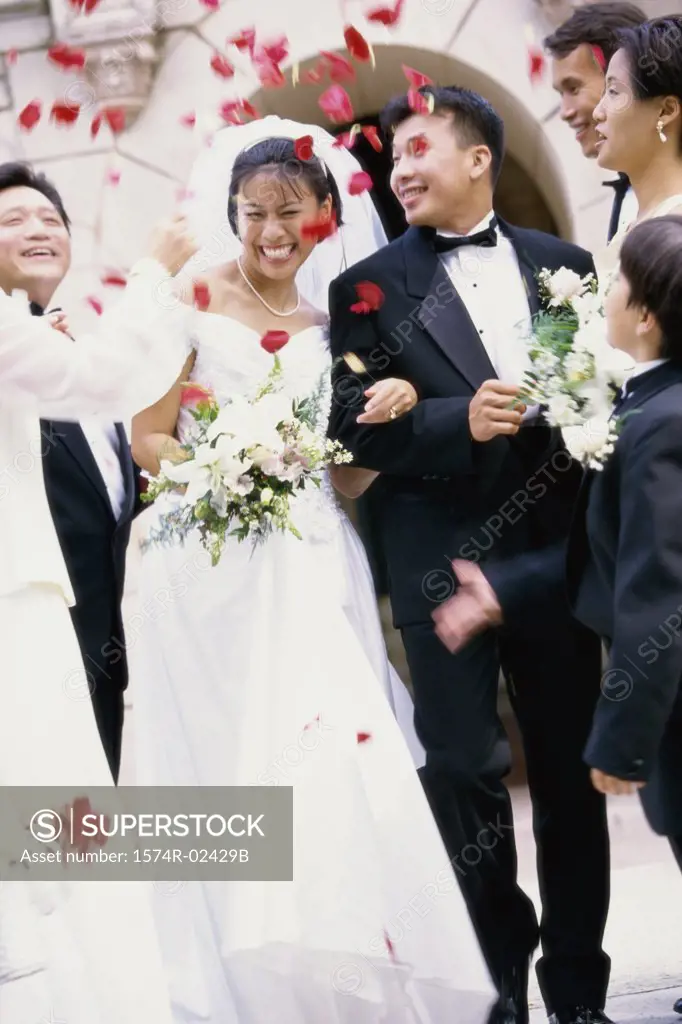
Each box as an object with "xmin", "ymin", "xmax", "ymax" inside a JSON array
[{"xmin": 657, "ymin": 117, "xmax": 668, "ymax": 143}]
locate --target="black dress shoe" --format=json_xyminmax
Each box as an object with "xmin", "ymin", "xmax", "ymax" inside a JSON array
[
  {"xmin": 487, "ymin": 963, "xmax": 530, "ymax": 1024},
  {"xmin": 674, "ymin": 996, "xmax": 682, "ymax": 1014},
  {"xmin": 548, "ymin": 1009, "xmax": 614, "ymax": 1024}
]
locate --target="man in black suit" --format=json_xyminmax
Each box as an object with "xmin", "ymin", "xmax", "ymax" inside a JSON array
[
  {"xmin": 433, "ymin": 212, "xmax": 682, "ymax": 875},
  {"xmin": 0, "ymin": 161, "xmax": 138, "ymax": 781},
  {"xmin": 544, "ymin": 2, "xmax": 646, "ymax": 241},
  {"xmin": 328, "ymin": 86, "xmax": 611, "ymax": 1024}
]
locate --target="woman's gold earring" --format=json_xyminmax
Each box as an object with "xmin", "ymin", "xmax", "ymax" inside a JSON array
[{"xmin": 657, "ymin": 117, "xmax": 668, "ymax": 143}]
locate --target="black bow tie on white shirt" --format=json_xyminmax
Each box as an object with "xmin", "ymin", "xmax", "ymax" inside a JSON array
[{"xmin": 432, "ymin": 216, "xmax": 499, "ymax": 253}]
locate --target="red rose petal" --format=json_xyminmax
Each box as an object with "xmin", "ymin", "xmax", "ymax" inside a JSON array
[
  {"xmin": 228, "ymin": 27, "xmax": 256, "ymax": 52},
  {"xmin": 528, "ymin": 47, "xmax": 545, "ymax": 83},
  {"xmin": 240, "ymin": 98, "xmax": 259, "ymax": 119},
  {"xmin": 591, "ymin": 44, "xmax": 606, "ymax": 72},
  {"xmin": 294, "ymin": 134, "xmax": 314, "ymax": 161},
  {"xmin": 90, "ymin": 112, "xmax": 103, "ymax": 138},
  {"xmin": 260, "ymin": 330, "xmax": 290, "ymax": 354},
  {"xmin": 384, "ymin": 930, "xmax": 397, "ymax": 961},
  {"xmin": 199, "ymin": 0, "xmax": 220, "ymax": 8},
  {"xmin": 210, "ymin": 53, "xmax": 235, "ymax": 79},
  {"xmin": 361, "ymin": 124, "xmax": 383, "ymax": 152},
  {"xmin": 366, "ymin": 0, "xmax": 404, "ymax": 27},
  {"xmin": 180, "ymin": 111, "xmax": 196, "ymax": 128},
  {"xmin": 357, "ymin": 731, "xmax": 372, "ymax": 743},
  {"xmin": 180, "ymin": 382, "xmax": 215, "ymax": 406},
  {"xmin": 320, "ymin": 51, "xmax": 355, "ymax": 83},
  {"xmin": 344, "ymin": 25, "xmax": 372, "ymax": 62},
  {"xmin": 348, "ymin": 170, "xmax": 372, "ymax": 196},
  {"xmin": 408, "ymin": 133, "xmax": 429, "ymax": 157},
  {"xmin": 86, "ymin": 296, "xmax": 103, "ymax": 315},
  {"xmin": 260, "ymin": 35, "xmax": 289, "ymax": 65},
  {"xmin": 253, "ymin": 55, "xmax": 285, "ymax": 89},
  {"xmin": 105, "ymin": 169, "xmax": 121, "ymax": 186},
  {"xmin": 6, "ymin": 49, "xmax": 18, "ymax": 66},
  {"xmin": 18, "ymin": 100, "xmax": 42, "ymax": 132},
  {"xmin": 402, "ymin": 64, "xmax": 432, "ymax": 88},
  {"xmin": 193, "ymin": 281, "xmax": 211, "ymax": 311},
  {"xmin": 355, "ymin": 280, "xmax": 384, "ymax": 310},
  {"xmin": 47, "ymin": 43, "xmax": 87, "ymax": 71},
  {"xmin": 68, "ymin": 0, "xmax": 101, "ymax": 13},
  {"xmin": 318, "ymin": 84, "xmax": 354, "ymax": 124},
  {"xmin": 301, "ymin": 211, "xmax": 338, "ymax": 242},
  {"xmin": 407, "ymin": 88, "xmax": 431, "ymax": 115},
  {"xmin": 103, "ymin": 106, "xmax": 126, "ymax": 133},
  {"xmin": 50, "ymin": 100, "xmax": 81, "ymax": 126},
  {"xmin": 101, "ymin": 271, "xmax": 127, "ymax": 287}
]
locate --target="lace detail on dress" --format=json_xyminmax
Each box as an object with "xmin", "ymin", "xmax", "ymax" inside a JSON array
[{"xmin": 176, "ymin": 314, "xmax": 344, "ymax": 544}]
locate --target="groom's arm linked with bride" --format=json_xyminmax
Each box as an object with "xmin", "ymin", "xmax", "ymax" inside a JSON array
[{"xmin": 327, "ymin": 83, "xmax": 613, "ymax": 1024}]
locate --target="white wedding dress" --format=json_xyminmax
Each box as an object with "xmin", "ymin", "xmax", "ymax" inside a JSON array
[{"xmin": 132, "ymin": 313, "xmax": 495, "ymax": 1023}]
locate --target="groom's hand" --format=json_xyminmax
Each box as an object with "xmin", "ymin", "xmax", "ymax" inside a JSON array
[
  {"xmin": 432, "ymin": 559, "xmax": 503, "ymax": 653},
  {"xmin": 469, "ymin": 380, "xmax": 526, "ymax": 441},
  {"xmin": 148, "ymin": 213, "xmax": 198, "ymax": 276}
]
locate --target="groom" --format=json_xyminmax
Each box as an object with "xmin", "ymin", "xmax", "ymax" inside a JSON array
[{"xmin": 328, "ymin": 87, "xmax": 611, "ymax": 1024}]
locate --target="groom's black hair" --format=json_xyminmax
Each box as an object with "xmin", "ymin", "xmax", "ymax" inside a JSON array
[
  {"xmin": 227, "ymin": 136, "xmax": 344, "ymax": 236},
  {"xmin": 544, "ymin": 2, "xmax": 646, "ymax": 65},
  {"xmin": 379, "ymin": 86, "xmax": 505, "ymax": 186},
  {"xmin": 620, "ymin": 215, "xmax": 682, "ymax": 359},
  {"xmin": 616, "ymin": 17, "xmax": 682, "ymax": 151},
  {"xmin": 0, "ymin": 161, "xmax": 71, "ymax": 232}
]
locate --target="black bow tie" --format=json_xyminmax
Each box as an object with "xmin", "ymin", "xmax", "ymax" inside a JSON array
[
  {"xmin": 433, "ymin": 217, "xmax": 498, "ymax": 253},
  {"xmin": 30, "ymin": 301, "xmax": 44, "ymax": 316}
]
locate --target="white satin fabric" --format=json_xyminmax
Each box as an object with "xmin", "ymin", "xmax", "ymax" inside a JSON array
[{"xmin": 132, "ymin": 314, "xmax": 495, "ymax": 1023}]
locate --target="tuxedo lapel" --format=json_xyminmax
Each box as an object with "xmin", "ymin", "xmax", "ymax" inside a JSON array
[
  {"xmin": 498, "ymin": 220, "xmax": 541, "ymax": 317},
  {"xmin": 402, "ymin": 227, "xmax": 497, "ymax": 391},
  {"xmin": 115, "ymin": 422, "xmax": 136, "ymax": 523},
  {"xmin": 52, "ymin": 421, "xmax": 115, "ymax": 520}
]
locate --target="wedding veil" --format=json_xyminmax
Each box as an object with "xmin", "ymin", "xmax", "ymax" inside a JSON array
[{"xmin": 180, "ymin": 115, "xmax": 388, "ymax": 312}]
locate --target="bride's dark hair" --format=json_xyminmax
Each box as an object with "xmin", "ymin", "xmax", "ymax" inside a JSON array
[
  {"xmin": 227, "ymin": 136, "xmax": 344, "ymax": 235},
  {"xmin": 617, "ymin": 17, "xmax": 682, "ymax": 147}
]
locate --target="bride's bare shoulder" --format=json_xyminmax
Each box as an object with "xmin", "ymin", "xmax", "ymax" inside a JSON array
[{"xmin": 177, "ymin": 262, "xmax": 240, "ymax": 310}]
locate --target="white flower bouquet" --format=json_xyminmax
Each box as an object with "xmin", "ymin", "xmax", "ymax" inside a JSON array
[
  {"xmin": 141, "ymin": 341, "xmax": 352, "ymax": 564},
  {"xmin": 519, "ymin": 267, "xmax": 634, "ymax": 469}
]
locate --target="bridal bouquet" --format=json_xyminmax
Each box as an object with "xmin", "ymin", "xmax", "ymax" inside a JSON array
[
  {"xmin": 518, "ymin": 267, "xmax": 633, "ymax": 469},
  {"xmin": 141, "ymin": 346, "xmax": 352, "ymax": 565}
]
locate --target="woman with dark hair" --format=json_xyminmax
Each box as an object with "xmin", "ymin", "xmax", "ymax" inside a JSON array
[
  {"xmin": 130, "ymin": 129, "xmax": 495, "ymax": 1024},
  {"xmin": 433, "ymin": 215, "xmax": 682, "ymax": 871},
  {"xmin": 593, "ymin": 16, "xmax": 682, "ymax": 243}
]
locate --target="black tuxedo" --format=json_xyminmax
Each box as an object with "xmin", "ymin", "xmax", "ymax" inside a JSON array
[
  {"xmin": 31, "ymin": 303, "xmax": 139, "ymax": 781},
  {"xmin": 494, "ymin": 361, "xmax": 682, "ymax": 853},
  {"xmin": 328, "ymin": 220, "xmax": 610, "ymax": 1013}
]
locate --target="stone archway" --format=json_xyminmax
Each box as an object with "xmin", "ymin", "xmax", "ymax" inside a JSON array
[{"xmin": 250, "ymin": 43, "xmax": 569, "ymax": 240}]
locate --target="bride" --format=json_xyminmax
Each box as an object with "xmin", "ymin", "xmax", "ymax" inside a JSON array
[{"xmin": 130, "ymin": 120, "xmax": 495, "ymax": 1022}]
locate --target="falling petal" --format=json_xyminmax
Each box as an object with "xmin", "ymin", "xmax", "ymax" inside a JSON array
[
  {"xmin": 210, "ymin": 52, "xmax": 235, "ymax": 78},
  {"xmin": 103, "ymin": 106, "xmax": 126, "ymax": 133},
  {"xmin": 260, "ymin": 35, "xmax": 289, "ymax": 65},
  {"xmin": 101, "ymin": 271, "xmax": 127, "ymax": 287},
  {"xmin": 240, "ymin": 98, "xmax": 260, "ymax": 118},
  {"xmin": 86, "ymin": 296, "xmax": 103, "ymax": 315},
  {"xmin": 106, "ymin": 168, "xmax": 121, "ymax": 186},
  {"xmin": 294, "ymin": 134, "xmax": 315, "ymax": 160},
  {"xmin": 68, "ymin": 0, "xmax": 101, "ymax": 12},
  {"xmin": 354, "ymin": 280, "xmax": 384, "ymax": 309},
  {"xmin": 356, "ymin": 731, "xmax": 372, "ymax": 743},
  {"xmin": 18, "ymin": 100, "xmax": 42, "ymax": 132},
  {"xmin": 301, "ymin": 211, "xmax": 338, "ymax": 242},
  {"xmin": 343, "ymin": 24, "xmax": 372, "ymax": 62},
  {"xmin": 407, "ymin": 87, "xmax": 432, "ymax": 115},
  {"xmin": 384, "ymin": 931, "xmax": 397, "ymax": 961},
  {"xmin": 366, "ymin": 0, "xmax": 404, "ymax": 27},
  {"xmin": 348, "ymin": 170, "xmax": 372, "ymax": 195},
  {"xmin": 402, "ymin": 64, "xmax": 432, "ymax": 88},
  {"xmin": 179, "ymin": 111, "xmax": 197, "ymax": 128},
  {"xmin": 199, "ymin": 0, "xmax": 220, "ymax": 8},
  {"xmin": 524, "ymin": 23, "xmax": 545, "ymax": 83},
  {"xmin": 50, "ymin": 100, "xmax": 81, "ymax": 126},
  {"xmin": 260, "ymin": 330, "xmax": 290, "ymax": 354},
  {"xmin": 320, "ymin": 51, "xmax": 355, "ymax": 83},
  {"xmin": 47, "ymin": 43, "xmax": 87, "ymax": 71},
  {"xmin": 318, "ymin": 84, "xmax": 354, "ymax": 124},
  {"xmin": 408, "ymin": 132, "xmax": 429, "ymax": 157},
  {"xmin": 361, "ymin": 124, "xmax": 382, "ymax": 151},
  {"xmin": 6, "ymin": 49, "xmax": 18, "ymax": 65},
  {"xmin": 193, "ymin": 281, "xmax": 211, "ymax": 311},
  {"xmin": 227, "ymin": 27, "xmax": 256, "ymax": 52},
  {"xmin": 253, "ymin": 55, "xmax": 286, "ymax": 89},
  {"xmin": 90, "ymin": 112, "xmax": 102, "ymax": 138},
  {"xmin": 591, "ymin": 44, "xmax": 606, "ymax": 72}
]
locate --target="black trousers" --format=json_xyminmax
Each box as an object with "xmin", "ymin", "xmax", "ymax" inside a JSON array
[{"xmin": 401, "ymin": 606, "xmax": 610, "ymax": 1014}]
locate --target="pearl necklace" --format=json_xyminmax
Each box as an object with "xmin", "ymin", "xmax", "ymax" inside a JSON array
[{"xmin": 237, "ymin": 257, "xmax": 301, "ymax": 317}]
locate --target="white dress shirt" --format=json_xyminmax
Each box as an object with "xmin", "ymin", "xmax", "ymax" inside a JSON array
[
  {"xmin": 618, "ymin": 187, "xmax": 638, "ymax": 235},
  {"xmin": 622, "ymin": 357, "xmax": 668, "ymax": 396},
  {"xmin": 80, "ymin": 419, "xmax": 126, "ymax": 520},
  {"xmin": 437, "ymin": 211, "xmax": 539, "ymax": 418}
]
